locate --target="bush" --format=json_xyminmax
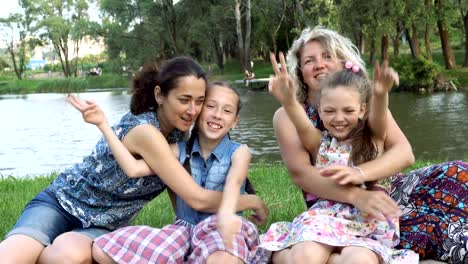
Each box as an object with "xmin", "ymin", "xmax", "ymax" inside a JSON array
[{"xmin": 391, "ymin": 56, "xmax": 441, "ymax": 92}]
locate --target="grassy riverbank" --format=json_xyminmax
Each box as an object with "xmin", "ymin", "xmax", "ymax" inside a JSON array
[
  {"xmin": 0, "ymin": 160, "xmax": 446, "ymax": 239},
  {"xmin": 1, "ymin": 49, "xmax": 467, "ymax": 95},
  {"xmin": 0, "ymin": 75, "xmax": 130, "ymax": 95}
]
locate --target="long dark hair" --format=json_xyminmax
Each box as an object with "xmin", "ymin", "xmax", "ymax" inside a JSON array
[
  {"xmin": 130, "ymin": 57, "xmax": 207, "ymax": 115},
  {"xmin": 318, "ymin": 70, "xmax": 378, "ymax": 167}
]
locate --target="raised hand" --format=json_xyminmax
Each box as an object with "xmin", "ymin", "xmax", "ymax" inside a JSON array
[
  {"xmin": 373, "ymin": 60, "xmax": 399, "ymax": 96},
  {"xmin": 66, "ymin": 94, "xmax": 108, "ymax": 128},
  {"xmin": 268, "ymin": 52, "xmax": 296, "ymax": 106},
  {"xmin": 353, "ymin": 189, "xmax": 400, "ymax": 220},
  {"xmin": 320, "ymin": 165, "xmax": 365, "ymax": 186}
]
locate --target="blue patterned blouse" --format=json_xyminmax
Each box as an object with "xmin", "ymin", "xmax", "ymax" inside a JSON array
[{"xmin": 48, "ymin": 111, "xmax": 184, "ymax": 229}]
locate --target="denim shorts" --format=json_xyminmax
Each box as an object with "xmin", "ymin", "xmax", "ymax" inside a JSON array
[{"xmin": 5, "ymin": 189, "xmax": 111, "ymax": 246}]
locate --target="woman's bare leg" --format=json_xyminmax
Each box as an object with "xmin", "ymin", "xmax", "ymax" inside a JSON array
[{"xmin": 0, "ymin": 235, "xmax": 45, "ymax": 264}]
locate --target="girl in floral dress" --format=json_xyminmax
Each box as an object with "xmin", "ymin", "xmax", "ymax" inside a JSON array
[{"xmin": 260, "ymin": 52, "xmax": 418, "ymax": 264}]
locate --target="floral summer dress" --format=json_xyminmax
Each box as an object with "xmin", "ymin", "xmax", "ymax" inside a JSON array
[{"xmin": 258, "ymin": 131, "xmax": 419, "ymax": 264}]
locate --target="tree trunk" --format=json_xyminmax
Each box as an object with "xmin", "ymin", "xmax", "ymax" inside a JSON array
[
  {"xmin": 437, "ymin": 19, "xmax": 456, "ymax": 69},
  {"xmin": 411, "ymin": 22, "xmax": 421, "ymax": 57},
  {"xmin": 463, "ymin": 13, "xmax": 468, "ymax": 67},
  {"xmin": 62, "ymin": 38, "xmax": 71, "ymax": 77},
  {"xmin": 435, "ymin": 0, "xmax": 456, "ymax": 69},
  {"xmin": 369, "ymin": 37, "xmax": 376, "ymax": 65},
  {"xmin": 381, "ymin": 34, "xmax": 390, "ymax": 61},
  {"xmin": 234, "ymin": 0, "xmax": 245, "ymax": 70},
  {"xmin": 424, "ymin": 0, "xmax": 433, "ymax": 61},
  {"xmin": 244, "ymin": 0, "xmax": 251, "ymax": 72},
  {"xmin": 294, "ymin": 0, "xmax": 306, "ymax": 29},
  {"xmin": 212, "ymin": 34, "xmax": 224, "ymax": 73},
  {"xmin": 393, "ymin": 22, "xmax": 401, "ymax": 57},
  {"xmin": 74, "ymin": 39, "xmax": 81, "ymax": 77},
  {"xmin": 459, "ymin": 0, "xmax": 468, "ymax": 67},
  {"xmin": 359, "ymin": 33, "xmax": 365, "ymax": 54},
  {"xmin": 7, "ymin": 46, "xmax": 22, "ymax": 80},
  {"xmin": 424, "ymin": 23, "xmax": 433, "ymax": 61},
  {"xmin": 404, "ymin": 27, "xmax": 415, "ymax": 58}
]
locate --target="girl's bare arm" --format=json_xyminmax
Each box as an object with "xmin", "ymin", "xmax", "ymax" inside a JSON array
[
  {"xmin": 123, "ymin": 125, "xmax": 265, "ymax": 214},
  {"xmin": 274, "ymin": 107, "xmax": 400, "ymax": 218}
]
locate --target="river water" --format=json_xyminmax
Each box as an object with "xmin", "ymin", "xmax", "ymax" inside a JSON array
[{"xmin": 0, "ymin": 89, "xmax": 466, "ymax": 177}]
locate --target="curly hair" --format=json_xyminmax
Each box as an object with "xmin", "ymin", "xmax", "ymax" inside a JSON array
[{"xmin": 130, "ymin": 57, "xmax": 207, "ymax": 115}]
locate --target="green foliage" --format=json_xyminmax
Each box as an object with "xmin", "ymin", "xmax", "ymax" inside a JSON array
[{"xmin": 391, "ymin": 56, "xmax": 442, "ymax": 91}]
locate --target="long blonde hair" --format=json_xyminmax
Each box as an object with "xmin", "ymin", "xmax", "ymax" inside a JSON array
[{"xmin": 287, "ymin": 26, "xmax": 366, "ymax": 104}]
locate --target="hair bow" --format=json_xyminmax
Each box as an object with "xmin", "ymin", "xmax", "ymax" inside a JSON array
[{"xmin": 345, "ymin": 61, "xmax": 360, "ymax": 73}]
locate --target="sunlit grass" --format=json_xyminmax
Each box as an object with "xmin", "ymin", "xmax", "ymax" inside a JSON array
[{"xmin": 1, "ymin": 160, "xmax": 456, "ymax": 238}]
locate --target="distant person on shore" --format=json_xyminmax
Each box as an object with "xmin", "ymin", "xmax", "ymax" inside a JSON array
[
  {"xmin": 267, "ymin": 26, "xmax": 467, "ymax": 263},
  {"xmin": 244, "ymin": 69, "xmax": 255, "ymax": 87},
  {"xmin": 0, "ymin": 57, "xmax": 265, "ymax": 264}
]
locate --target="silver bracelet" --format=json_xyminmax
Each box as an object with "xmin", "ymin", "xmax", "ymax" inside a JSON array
[{"xmin": 353, "ymin": 165, "xmax": 367, "ymax": 189}]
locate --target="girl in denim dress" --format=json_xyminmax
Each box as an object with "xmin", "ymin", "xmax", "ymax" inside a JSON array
[
  {"xmin": 70, "ymin": 81, "xmax": 268, "ymax": 264},
  {"xmin": 0, "ymin": 58, "xmax": 266, "ymax": 264}
]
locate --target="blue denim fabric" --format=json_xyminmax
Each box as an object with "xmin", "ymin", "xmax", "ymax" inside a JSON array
[
  {"xmin": 49, "ymin": 111, "xmax": 184, "ymax": 229},
  {"xmin": 175, "ymin": 135, "xmax": 246, "ymax": 225},
  {"xmin": 5, "ymin": 189, "xmax": 111, "ymax": 246}
]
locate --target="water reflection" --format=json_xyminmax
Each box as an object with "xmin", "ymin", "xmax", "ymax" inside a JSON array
[{"xmin": 0, "ymin": 90, "xmax": 466, "ymax": 177}]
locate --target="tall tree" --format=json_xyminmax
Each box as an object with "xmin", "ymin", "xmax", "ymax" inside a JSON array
[
  {"xmin": 0, "ymin": 14, "xmax": 28, "ymax": 80},
  {"xmin": 424, "ymin": 0, "xmax": 435, "ymax": 61},
  {"xmin": 70, "ymin": 0, "xmax": 91, "ymax": 76},
  {"xmin": 435, "ymin": 0, "xmax": 457, "ymax": 69},
  {"xmin": 28, "ymin": 0, "xmax": 92, "ymax": 77},
  {"xmin": 234, "ymin": 0, "xmax": 252, "ymax": 71},
  {"xmin": 254, "ymin": 0, "xmax": 288, "ymax": 55},
  {"xmin": 457, "ymin": 0, "xmax": 468, "ymax": 67}
]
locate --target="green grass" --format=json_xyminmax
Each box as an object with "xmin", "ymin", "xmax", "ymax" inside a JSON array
[
  {"xmin": 0, "ymin": 164, "xmax": 303, "ymax": 238},
  {"xmin": 0, "ymin": 160, "xmax": 450, "ymax": 239},
  {"xmin": 0, "ymin": 74, "xmax": 130, "ymax": 95}
]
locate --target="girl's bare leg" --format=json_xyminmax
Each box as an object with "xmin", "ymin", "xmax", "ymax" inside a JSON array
[
  {"xmin": 290, "ymin": 241, "xmax": 334, "ymax": 264},
  {"xmin": 206, "ymin": 251, "xmax": 243, "ymax": 264},
  {"xmin": 271, "ymin": 248, "xmax": 292, "ymax": 264},
  {"xmin": 327, "ymin": 246, "xmax": 379, "ymax": 264},
  {"xmin": 38, "ymin": 232, "xmax": 94, "ymax": 264}
]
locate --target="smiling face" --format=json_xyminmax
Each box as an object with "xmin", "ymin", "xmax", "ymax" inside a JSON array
[
  {"xmin": 156, "ymin": 75, "xmax": 206, "ymax": 134},
  {"xmin": 318, "ymin": 85, "xmax": 366, "ymax": 141},
  {"xmin": 300, "ymin": 40, "xmax": 344, "ymax": 95},
  {"xmin": 197, "ymin": 85, "xmax": 239, "ymax": 143}
]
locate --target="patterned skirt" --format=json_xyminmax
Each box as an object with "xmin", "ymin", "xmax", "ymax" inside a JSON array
[
  {"xmin": 391, "ymin": 160, "xmax": 468, "ymax": 262},
  {"xmin": 257, "ymin": 200, "xmax": 418, "ymax": 264},
  {"xmin": 94, "ymin": 215, "xmax": 260, "ymax": 264}
]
